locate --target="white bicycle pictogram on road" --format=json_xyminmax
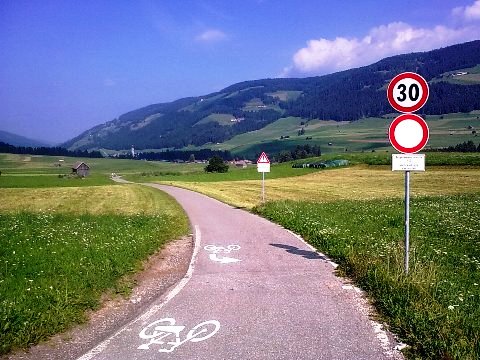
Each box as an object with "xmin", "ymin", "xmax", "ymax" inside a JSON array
[
  {"xmin": 138, "ymin": 318, "xmax": 220, "ymax": 353},
  {"xmin": 204, "ymin": 244, "xmax": 241, "ymax": 254}
]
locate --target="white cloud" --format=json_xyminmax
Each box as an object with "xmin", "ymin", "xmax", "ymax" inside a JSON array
[
  {"xmin": 195, "ymin": 29, "xmax": 227, "ymax": 43},
  {"xmin": 453, "ymin": 0, "xmax": 480, "ymax": 21},
  {"xmin": 287, "ymin": 2, "xmax": 480, "ymax": 76}
]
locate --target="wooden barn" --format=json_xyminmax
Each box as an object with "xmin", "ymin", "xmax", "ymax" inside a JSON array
[{"xmin": 72, "ymin": 161, "xmax": 90, "ymax": 177}]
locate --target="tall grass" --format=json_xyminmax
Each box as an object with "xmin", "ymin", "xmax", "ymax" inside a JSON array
[
  {"xmin": 255, "ymin": 194, "xmax": 480, "ymax": 359},
  {"xmin": 0, "ymin": 174, "xmax": 113, "ymax": 188},
  {"xmin": 0, "ymin": 210, "xmax": 188, "ymax": 355}
]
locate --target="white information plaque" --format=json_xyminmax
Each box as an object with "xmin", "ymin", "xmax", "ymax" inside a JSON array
[{"xmin": 392, "ymin": 154, "xmax": 425, "ymax": 171}]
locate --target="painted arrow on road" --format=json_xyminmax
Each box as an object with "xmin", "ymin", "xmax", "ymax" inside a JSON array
[{"xmin": 208, "ymin": 253, "xmax": 241, "ymax": 264}]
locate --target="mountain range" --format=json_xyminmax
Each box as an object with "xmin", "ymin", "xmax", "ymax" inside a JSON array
[
  {"xmin": 0, "ymin": 130, "xmax": 51, "ymax": 148},
  {"xmin": 62, "ymin": 40, "xmax": 480, "ymax": 155}
]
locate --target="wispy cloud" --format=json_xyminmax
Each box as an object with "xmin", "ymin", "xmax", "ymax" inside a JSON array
[
  {"xmin": 195, "ymin": 29, "xmax": 227, "ymax": 43},
  {"xmin": 453, "ymin": 0, "xmax": 480, "ymax": 21},
  {"xmin": 284, "ymin": 1, "xmax": 480, "ymax": 76}
]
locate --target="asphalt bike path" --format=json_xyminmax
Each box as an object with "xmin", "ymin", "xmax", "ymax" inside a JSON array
[{"xmin": 77, "ymin": 184, "xmax": 403, "ymax": 360}]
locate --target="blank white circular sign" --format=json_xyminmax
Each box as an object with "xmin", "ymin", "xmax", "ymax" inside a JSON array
[{"xmin": 394, "ymin": 119, "xmax": 423, "ymax": 149}]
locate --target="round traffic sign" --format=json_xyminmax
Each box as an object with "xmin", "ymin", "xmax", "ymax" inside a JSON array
[
  {"xmin": 387, "ymin": 72, "xmax": 429, "ymax": 113},
  {"xmin": 388, "ymin": 114, "xmax": 429, "ymax": 153}
]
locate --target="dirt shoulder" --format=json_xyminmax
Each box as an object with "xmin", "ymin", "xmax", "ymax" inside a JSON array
[{"xmin": 3, "ymin": 235, "xmax": 193, "ymax": 360}]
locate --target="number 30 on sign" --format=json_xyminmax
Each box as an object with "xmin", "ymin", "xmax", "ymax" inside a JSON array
[{"xmin": 387, "ymin": 72, "xmax": 429, "ymax": 113}]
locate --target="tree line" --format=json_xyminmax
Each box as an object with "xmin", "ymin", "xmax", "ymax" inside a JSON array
[
  {"xmin": 0, "ymin": 142, "xmax": 103, "ymax": 158},
  {"xmin": 430, "ymin": 140, "xmax": 480, "ymax": 152},
  {"xmin": 118, "ymin": 148, "xmax": 234, "ymax": 161},
  {"xmin": 268, "ymin": 144, "xmax": 322, "ymax": 163}
]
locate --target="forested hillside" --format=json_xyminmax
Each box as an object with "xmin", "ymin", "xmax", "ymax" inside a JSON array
[
  {"xmin": 0, "ymin": 130, "xmax": 51, "ymax": 147},
  {"xmin": 62, "ymin": 40, "xmax": 480, "ymax": 151}
]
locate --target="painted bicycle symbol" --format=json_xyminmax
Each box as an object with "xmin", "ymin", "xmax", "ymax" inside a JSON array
[
  {"xmin": 204, "ymin": 244, "xmax": 240, "ymax": 254},
  {"xmin": 204, "ymin": 245, "xmax": 241, "ymax": 264},
  {"xmin": 138, "ymin": 318, "xmax": 220, "ymax": 353}
]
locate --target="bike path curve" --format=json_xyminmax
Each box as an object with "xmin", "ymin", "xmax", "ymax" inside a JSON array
[{"xmin": 77, "ymin": 184, "xmax": 403, "ymax": 360}]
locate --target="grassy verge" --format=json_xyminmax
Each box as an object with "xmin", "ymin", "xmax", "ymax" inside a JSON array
[
  {"xmin": 0, "ymin": 187, "xmax": 189, "ymax": 355},
  {"xmin": 122, "ymin": 152, "xmax": 480, "ymax": 185},
  {"xmin": 0, "ymin": 174, "xmax": 113, "ymax": 188},
  {"xmin": 0, "ymin": 185, "xmax": 182, "ymax": 215},
  {"xmin": 254, "ymin": 195, "xmax": 480, "ymax": 359},
  {"xmin": 124, "ymin": 160, "xmax": 319, "ymax": 183},
  {"xmin": 160, "ymin": 166, "xmax": 480, "ymax": 209}
]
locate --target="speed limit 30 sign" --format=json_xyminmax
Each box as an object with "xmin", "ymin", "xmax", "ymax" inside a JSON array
[
  {"xmin": 386, "ymin": 72, "xmax": 430, "ymax": 274},
  {"xmin": 387, "ymin": 72, "xmax": 429, "ymax": 113}
]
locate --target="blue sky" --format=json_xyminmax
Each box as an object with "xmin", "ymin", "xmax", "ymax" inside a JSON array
[{"xmin": 1, "ymin": 0, "xmax": 480, "ymax": 143}]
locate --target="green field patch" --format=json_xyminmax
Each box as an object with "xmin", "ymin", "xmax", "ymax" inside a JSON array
[
  {"xmin": 210, "ymin": 116, "xmax": 311, "ymax": 153},
  {"xmin": 0, "ymin": 207, "xmax": 188, "ymax": 355},
  {"xmin": 160, "ymin": 158, "xmax": 480, "ymax": 209},
  {"xmin": 242, "ymin": 98, "xmax": 282, "ymax": 112},
  {"xmin": 255, "ymin": 194, "xmax": 480, "ymax": 359},
  {"xmin": 207, "ymin": 114, "xmax": 480, "ymax": 157},
  {"xmin": 0, "ymin": 154, "xmax": 209, "ymax": 188},
  {"xmin": 225, "ymin": 86, "xmax": 265, "ymax": 99},
  {"xmin": 180, "ymin": 93, "xmax": 227, "ymax": 111},
  {"xmin": 0, "ymin": 184, "xmax": 188, "ymax": 354},
  {"xmin": 267, "ymin": 91, "xmax": 302, "ymax": 102},
  {"xmin": 0, "ymin": 184, "xmax": 178, "ymax": 215},
  {"xmin": 129, "ymin": 113, "xmax": 162, "ymax": 130},
  {"xmin": 434, "ymin": 64, "xmax": 480, "ymax": 85},
  {"xmin": 125, "ymin": 160, "xmax": 320, "ymax": 183},
  {"xmin": 195, "ymin": 113, "xmax": 236, "ymax": 126},
  {"xmin": 0, "ymin": 174, "xmax": 113, "ymax": 188}
]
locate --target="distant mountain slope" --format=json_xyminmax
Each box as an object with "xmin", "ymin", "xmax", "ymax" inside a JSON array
[
  {"xmin": 63, "ymin": 40, "xmax": 480, "ymax": 151},
  {"xmin": 0, "ymin": 130, "xmax": 51, "ymax": 147}
]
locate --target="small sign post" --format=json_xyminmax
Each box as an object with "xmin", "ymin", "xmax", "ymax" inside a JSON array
[
  {"xmin": 257, "ymin": 152, "xmax": 270, "ymax": 202},
  {"xmin": 387, "ymin": 72, "xmax": 429, "ymax": 274}
]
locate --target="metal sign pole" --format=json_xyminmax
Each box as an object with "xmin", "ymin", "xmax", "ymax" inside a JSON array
[
  {"xmin": 262, "ymin": 171, "xmax": 265, "ymax": 203},
  {"xmin": 404, "ymin": 170, "xmax": 410, "ymax": 274}
]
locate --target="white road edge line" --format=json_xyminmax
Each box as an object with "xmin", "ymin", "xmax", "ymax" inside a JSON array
[
  {"xmin": 285, "ymin": 229, "xmax": 401, "ymax": 358},
  {"xmin": 76, "ymin": 225, "xmax": 202, "ymax": 360},
  {"xmin": 285, "ymin": 229, "xmax": 339, "ymax": 268}
]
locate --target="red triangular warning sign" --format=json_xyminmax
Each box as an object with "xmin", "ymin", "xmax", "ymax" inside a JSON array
[{"xmin": 257, "ymin": 152, "xmax": 270, "ymax": 164}]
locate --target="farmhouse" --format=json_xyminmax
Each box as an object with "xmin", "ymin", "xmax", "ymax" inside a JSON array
[
  {"xmin": 72, "ymin": 161, "xmax": 90, "ymax": 177},
  {"xmin": 233, "ymin": 160, "xmax": 248, "ymax": 168}
]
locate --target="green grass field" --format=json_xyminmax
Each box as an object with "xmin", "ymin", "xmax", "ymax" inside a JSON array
[
  {"xmin": 255, "ymin": 195, "xmax": 480, "ymax": 359},
  {"xmin": 141, "ymin": 151, "xmax": 480, "ymax": 359},
  {"xmin": 202, "ymin": 112, "xmax": 480, "ymax": 158},
  {"xmin": 195, "ymin": 113, "xmax": 236, "ymax": 126},
  {"xmin": 1, "ymin": 149, "xmax": 480, "ymax": 359},
  {"xmin": 433, "ymin": 65, "xmax": 480, "ymax": 85},
  {"xmin": 0, "ymin": 208, "xmax": 188, "ymax": 355},
  {"xmin": 0, "ymin": 153, "xmax": 190, "ymax": 355},
  {"xmin": 125, "ymin": 159, "xmax": 321, "ymax": 183},
  {"xmin": 0, "ymin": 153, "xmax": 205, "ymax": 188}
]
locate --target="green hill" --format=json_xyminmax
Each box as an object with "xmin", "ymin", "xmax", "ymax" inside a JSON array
[
  {"xmin": 62, "ymin": 40, "xmax": 480, "ymax": 153},
  {"xmin": 0, "ymin": 130, "xmax": 51, "ymax": 147}
]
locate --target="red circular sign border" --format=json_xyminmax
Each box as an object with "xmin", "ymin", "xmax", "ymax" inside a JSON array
[
  {"xmin": 387, "ymin": 72, "xmax": 429, "ymax": 113},
  {"xmin": 388, "ymin": 114, "xmax": 429, "ymax": 153}
]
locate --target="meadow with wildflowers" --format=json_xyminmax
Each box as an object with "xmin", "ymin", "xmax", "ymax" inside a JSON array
[
  {"xmin": 255, "ymin": 194, "xmax": 480, "ymax": 359},
  {"xmin": 2, "ymin": 151, "xmax": 480, "ymax": 358},
  {"xmin": 0, "ymin": 185, "xmax": 189, "ymax": 355}
]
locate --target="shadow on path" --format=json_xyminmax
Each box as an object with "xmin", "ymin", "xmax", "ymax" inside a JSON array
[{"xmin": 270, "ymin": 243, "xmax": 326, "ymax": 260}]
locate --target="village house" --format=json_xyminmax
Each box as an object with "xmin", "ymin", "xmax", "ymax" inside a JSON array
[{"xmin": 72, "ymin": 161, "xmax": 90, "ymax": 177}]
